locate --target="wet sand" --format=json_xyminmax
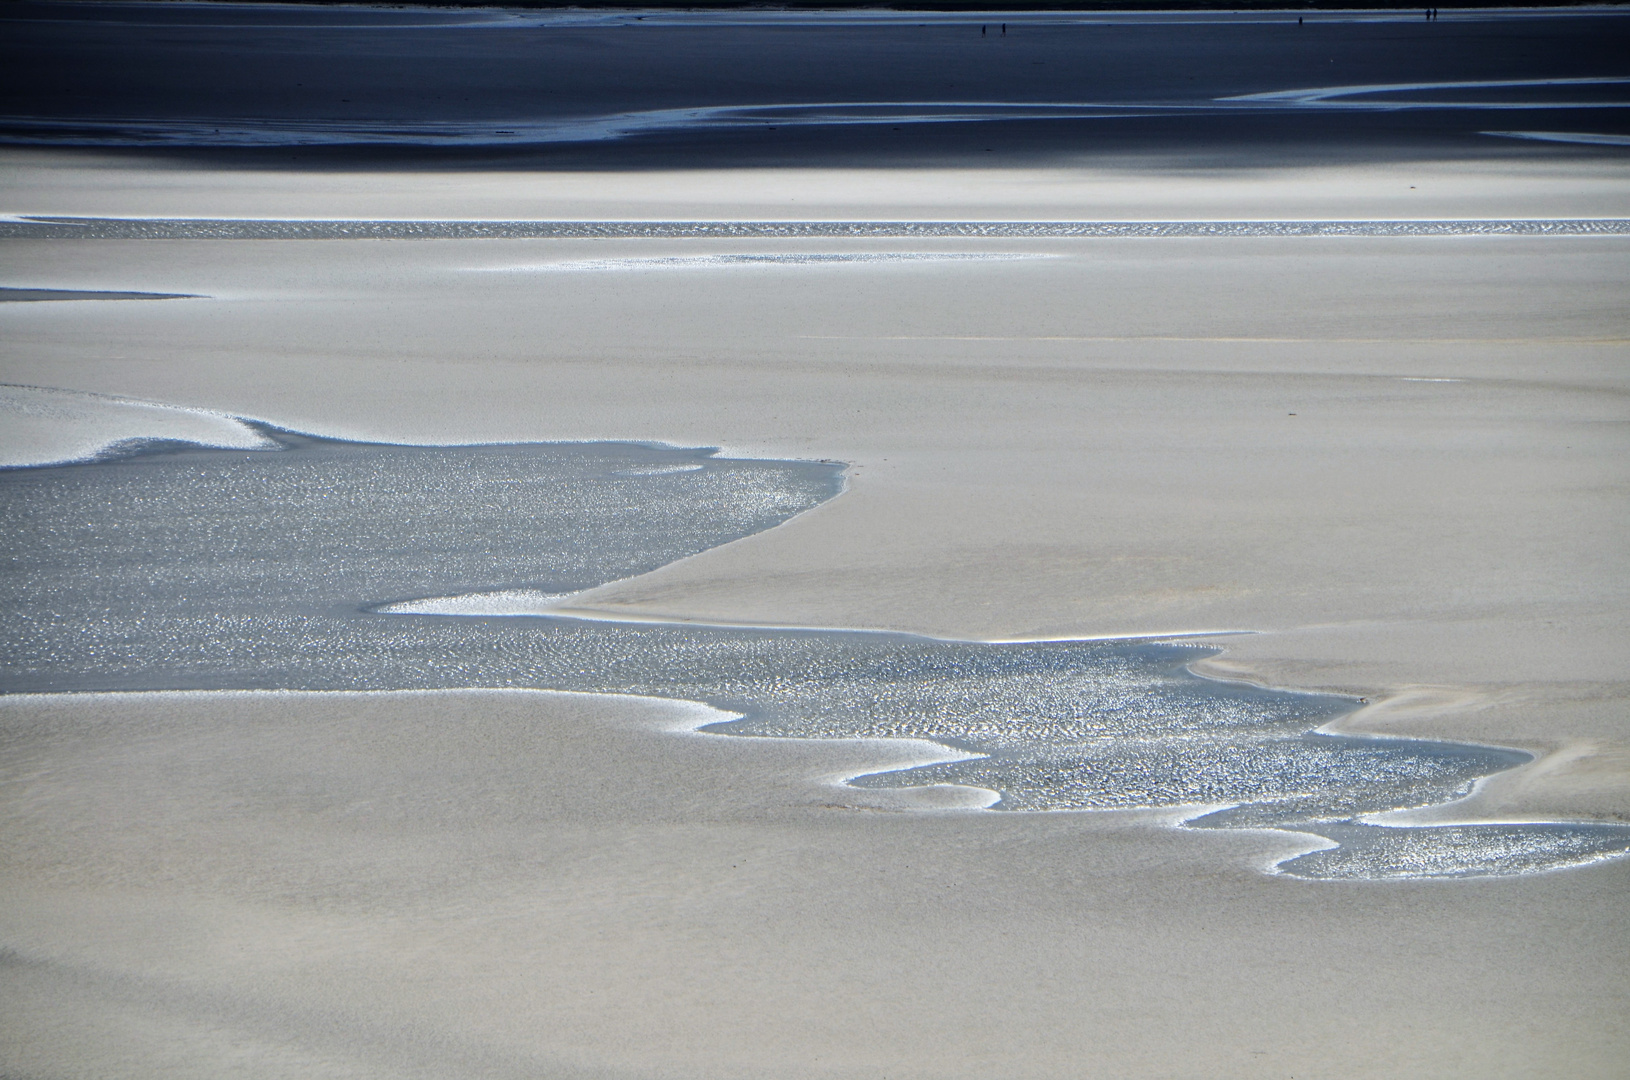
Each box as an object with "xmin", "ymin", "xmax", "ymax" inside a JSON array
[
  {"xmin": 3, "ymin": 2, "xmax": 1630, "ymax": 1073},
  {"xmin": 3, "ymin": 689, "xmax": 1628, "ymax": 1080},
  {"xmin": 3, "ymin": 164, "xmax": 1627, "ymax": 819},
  {"xmin": 3, "ymin": 156, "xmax": 1628, "ymax": 1073}
]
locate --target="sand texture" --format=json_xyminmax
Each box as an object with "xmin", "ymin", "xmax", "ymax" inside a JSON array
[
  {"xmin": 3, "ymin": 157, "xmax": 1629, "ymax": 1073},
  {"xmin": 4, "ymin": 689, "xmax": 1628, "ymax": 1080},
  {"xmin": 3, "ymin": 2, "xmax": 1630, "ymax": 1071},
  {"xmin": 4, "ymin": 167, "xmax": 1628, "ymax": 810}
]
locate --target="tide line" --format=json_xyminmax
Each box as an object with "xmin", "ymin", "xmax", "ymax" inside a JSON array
[
  {"xmin": 5, "ymin": 218, "xmax": 1629, "ymax": 240},
  {"xmin": 796, "ymin": 334, "xmax": 1630, "ymax": 345}
]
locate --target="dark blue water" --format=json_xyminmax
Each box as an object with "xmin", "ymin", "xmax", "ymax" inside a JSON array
[{"xmin": 2, "ymin": 3, "xmax": 1626, "ymax": 164}]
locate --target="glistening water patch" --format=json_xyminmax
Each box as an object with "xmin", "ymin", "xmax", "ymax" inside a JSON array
[
  {"xmin": 0, "ymin": 423, "xmax": 844, "ymax": 633},
  {"xmin": 2, "ymin": 411, "xmax": 1626, "ymax": 880},
  {"xmin": 5, "ymin": 218, "xmax": 1629, "ymax": 240},
  {"xmin": 473, "ymin": 253, "xmax": 1046, "ymax": 273}
]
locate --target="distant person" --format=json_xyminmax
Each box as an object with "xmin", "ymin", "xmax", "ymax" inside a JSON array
[
  {"xmin": 1002, "ymin": 23, "xmax": 1007, "ymax": 35},
  {"xmin": 982, "ymin": 24, "xmax": 986, "ymax": 36}
]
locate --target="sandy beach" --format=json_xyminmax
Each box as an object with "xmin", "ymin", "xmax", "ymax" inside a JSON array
[
  {"xmin": 4, "ymin": 3, "xmax": 1630, "ymax": 1075},
  {"xmin": 4, "ymin": 689, "xmax": 1628, "ymax": 1080},
  {"xmin": 4, "ymin": 152, "xmax": 1628, "ymax": 1075}
]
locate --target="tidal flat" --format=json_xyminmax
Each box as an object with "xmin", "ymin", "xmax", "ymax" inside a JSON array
[
  {"xmin": 5, "ymin": 422, "xmax": 1626, "ymax": 881},
  {"xmin": 5, "ymin": 223, "xmax": 1629, "ymax": 1080},
  {"xmin": 3, "ymin": 2, "xmax": 1630, "ymax": 1076}
]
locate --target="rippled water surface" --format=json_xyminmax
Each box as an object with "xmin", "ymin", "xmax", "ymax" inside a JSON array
[
  {"xmin": 3, "ymin": 427, "xmax": 1627, "ymax": 879},
  {"xmin": 5, "ymin": 217, "xmax": 1628, "ymax": 240}
]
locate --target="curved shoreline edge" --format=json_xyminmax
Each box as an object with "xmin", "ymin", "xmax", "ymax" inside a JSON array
[{"xmin": 3, "ymin": 396, "xmax": 1628, "ymax": 880}]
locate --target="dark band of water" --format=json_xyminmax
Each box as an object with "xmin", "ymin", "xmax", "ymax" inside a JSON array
[
  {"xmin": 2, "ymin": 423, "xmax": 1626, "ymax": 880},
  {"xmin": 4, "ymin": 217, "xmax": 1628, "ymax": 241},
  {"xmin": 0, "ymin": 286, "xmax": 199, "ymax": 301}
]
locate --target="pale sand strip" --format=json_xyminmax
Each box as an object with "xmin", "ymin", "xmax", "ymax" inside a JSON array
[
  {"xmin": 2, "ymin": 690, "xmax": 1626, "ymax": 1079},
  {"xmin": 5, "ymin": 149, "xmax": 1629, "ymax": 221},
  {"xmin": 0, "ymin": 383, "xmax": 274, "ymax": 467}
]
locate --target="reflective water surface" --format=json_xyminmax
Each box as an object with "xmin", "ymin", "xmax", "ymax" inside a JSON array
[{"xmin": 3, "ymin": 427, "xmax": 1626, "ymax": 880}]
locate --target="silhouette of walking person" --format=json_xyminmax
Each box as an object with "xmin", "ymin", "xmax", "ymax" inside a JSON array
[{"xmin": 981, "ymin": 24, "xmax": 986, "ymax": 36}]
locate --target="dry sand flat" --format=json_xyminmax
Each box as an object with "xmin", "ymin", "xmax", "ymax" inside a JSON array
[
  {"xmin": 2, "ymin": 151, "xmax": 1629, "ymax": 1074},
  {"xmin": 3, "ymin": 690, "xmax": 1628, "ymax": 1080}
]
